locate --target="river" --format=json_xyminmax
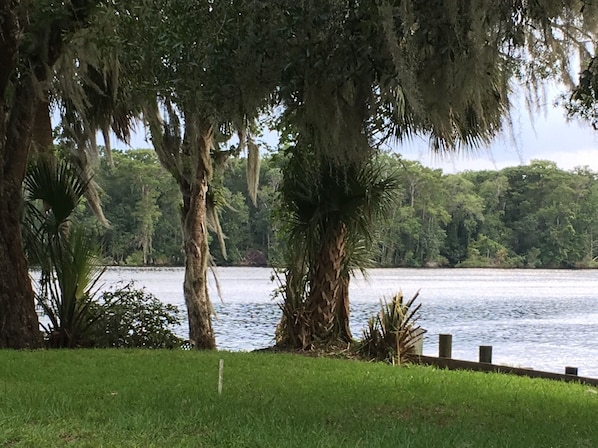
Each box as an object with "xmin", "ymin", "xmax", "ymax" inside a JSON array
[{"xmin": 99, "ymin": 267, "xmax": 598, "ymax": 378}]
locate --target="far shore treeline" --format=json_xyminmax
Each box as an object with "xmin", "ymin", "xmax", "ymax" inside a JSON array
[{"xmin": 80, "ymin": 148, "xmax": 598, "ymax": 270}]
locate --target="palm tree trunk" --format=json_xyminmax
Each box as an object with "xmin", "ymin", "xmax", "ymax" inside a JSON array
[
  {"xmin": 335, "ymin": 274, "xmax": 352, "ymax": 341},
  {"xmin": 305, "ymin": 222, "xmax": 351, "ymax": 346},
  {"xmin": 0, "ymin": 0, "xmax": 98, "ymax": 349},
  {"xmin": 0, "ymin": 6, "xmax": 44, "ymax": 348},
  {"xmin": 180, "ymin": 128, "xmax": 215, "ymax": 349}
]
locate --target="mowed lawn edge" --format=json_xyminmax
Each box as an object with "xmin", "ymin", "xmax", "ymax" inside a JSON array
[{"xmin": 1, "ymin": 349, "xmax": 596, "ymax": 447}]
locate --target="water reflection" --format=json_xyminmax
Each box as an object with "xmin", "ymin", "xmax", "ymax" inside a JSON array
[{"xmin": 213, "ymin": 302, "xmax": 278, "ymax": 349}]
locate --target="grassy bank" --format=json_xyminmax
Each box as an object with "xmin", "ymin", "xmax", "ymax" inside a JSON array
[{"xmin": 1, "ymin": 350, "xmax": 596, "ymax": 447}]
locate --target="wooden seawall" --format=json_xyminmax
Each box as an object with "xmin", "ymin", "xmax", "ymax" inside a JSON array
[
  {"xmin": 415, "ymin": 355, "xmax": 598, "ymax": 387},
  {"xmin": 414, "ymin": 333, "xmax": 598, "ymax": 387}
]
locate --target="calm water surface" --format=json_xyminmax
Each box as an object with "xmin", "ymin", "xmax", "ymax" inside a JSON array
[{"xmin": 101, "ymin": 267, "xmax": 598, "ymax": 378}]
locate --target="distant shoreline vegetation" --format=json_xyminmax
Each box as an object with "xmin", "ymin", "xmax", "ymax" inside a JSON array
[
  {"xmin": 77, "ymin": 149, "xmax": 598, "ymax": 270},
  {"xmin": 98, "ymin": 262, "xmax": 598, "ymax": 269}
]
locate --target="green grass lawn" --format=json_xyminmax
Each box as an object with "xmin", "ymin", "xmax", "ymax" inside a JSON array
[{"xmin": 0, "ymin": 350, "xmax": 596, "ymax": 447}]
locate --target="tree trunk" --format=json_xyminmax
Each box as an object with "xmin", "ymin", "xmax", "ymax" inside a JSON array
[
  {"xmin": 0, "ymin": 187, "xmax": 43, "ymax": 348},
  {"xmin": 31, "ymin": 99, "xmax": 53, "ymax": 156},
  {"xmin": 180, "ymin": 127, "xmax": 216, "ymax": 349},
  {"xmin": 0, "ymin": 3, "xmax": 42, "ymax": 348},
  {"xmin": 147, "ymin": 103, "xmax": 217, "ymax": 349},
  {"xmin": 305, "ymin": 222, "xmax": 351, "ymax": 346},
  {"xmin": 335, "ymin": 274, "xmax": 352, "ymax": 342},
  {"xmin": 0, "ymin": 80, "xmax": 43, "ymax": 348}
]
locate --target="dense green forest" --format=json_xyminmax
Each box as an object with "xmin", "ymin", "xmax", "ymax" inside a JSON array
[{"xmin": 85, "ymin": 149, "xmax": 598, "ymax": 269}]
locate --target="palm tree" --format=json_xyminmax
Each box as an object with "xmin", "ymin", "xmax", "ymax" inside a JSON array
[
  {"xmin": 24, "ymin": 158, "xmax": 105, "ymax": 348},
  {"xmin": 50, "ymin": 8, "xmax": 142, "ymax": 226},
  {"xmin": 276, "ymin": 152, "xmax": 400, "ymax": 348}
]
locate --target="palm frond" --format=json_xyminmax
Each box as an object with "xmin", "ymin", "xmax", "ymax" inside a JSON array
[
  {"xmin": 359, "ymin": 290, "xmax": 425, "ymax": 365},
  {"xmin": 24, "ymin": 159, "xmax": 88, "ymax": 229}
]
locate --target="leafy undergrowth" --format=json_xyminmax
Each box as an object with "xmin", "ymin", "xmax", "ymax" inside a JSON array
[{"xmin": 0, "ymin": 350, "xmax": 596, "ymax": 447}]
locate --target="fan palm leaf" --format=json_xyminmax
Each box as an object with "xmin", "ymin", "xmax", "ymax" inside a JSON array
[
  {"xmin": 24, "ymin": 159, "xmax": 88, "ymax": 231},
  {"xmin": 24, "ymin": 158, "xmax": 105, "ymax": 347}
]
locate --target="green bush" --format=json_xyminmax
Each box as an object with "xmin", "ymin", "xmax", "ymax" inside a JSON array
[{"xmin": 86, "ymin": 283, "xmax": 185, "ymax": 348}]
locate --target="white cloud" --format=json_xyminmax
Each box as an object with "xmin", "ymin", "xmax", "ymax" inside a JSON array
[{"xmin": 398, "ymin": 96, "xmax": 598, "ymax": 173}]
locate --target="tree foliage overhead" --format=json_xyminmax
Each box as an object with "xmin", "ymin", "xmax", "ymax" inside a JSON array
[
  {"xmin": 123, "ymin": 0, "xmax": 283, "ymax": 168},
  {"xmin": 278, "ymin": 0, "xmax": 597, "ymax": 163}
]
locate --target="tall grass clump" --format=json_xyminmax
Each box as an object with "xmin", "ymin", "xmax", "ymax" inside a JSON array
[{"xmin": 359, "ymin": 290, "xmax": 425, "ymax": 364}]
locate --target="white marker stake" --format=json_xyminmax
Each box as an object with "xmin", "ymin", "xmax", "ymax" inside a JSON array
[{"xmin": 218, "ymin": 359, "xmax": 224, "ymax": 395}]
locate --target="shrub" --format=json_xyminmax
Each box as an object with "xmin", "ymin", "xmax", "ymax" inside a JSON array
[
  {"xmin": 86, "ymin": 283, "xmax": 185, "ymax": 349},
  {"xmin": 359, "ymin": 290, "xmax": 425, "ymax": 365}
]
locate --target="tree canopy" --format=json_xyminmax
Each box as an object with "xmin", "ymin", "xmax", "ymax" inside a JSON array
[
  {"xmin": 3, "ymin": 0, "xmax": 598, "ymax": 349},
  {"xmin": 82, "ymin": 150, "xmax": 598, "ymax": 270}
]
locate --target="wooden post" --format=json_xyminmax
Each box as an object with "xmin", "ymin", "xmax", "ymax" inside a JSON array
[
  {"xmin": 479, "ymin": 346, "xmax": 493, "ymax": 364},
  {"xmin": 218, "ymin": 359, "xmax": 224, "ymax": 395},
  {"xmin": 439, "ymin": 334, "xmax": 452, "ymax": 359},
  {"xmin": 565, "ymin": 366, "xmax": 578, "ymax": 376}
]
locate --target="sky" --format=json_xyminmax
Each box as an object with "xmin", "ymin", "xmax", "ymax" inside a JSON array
[
  {"xmin": 117, "ymin": 86, "xmax": 598, "ymax": 174},
  {"xmin": 396, "ymin": 97, "xmax": 598, "ymax": 174}
]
